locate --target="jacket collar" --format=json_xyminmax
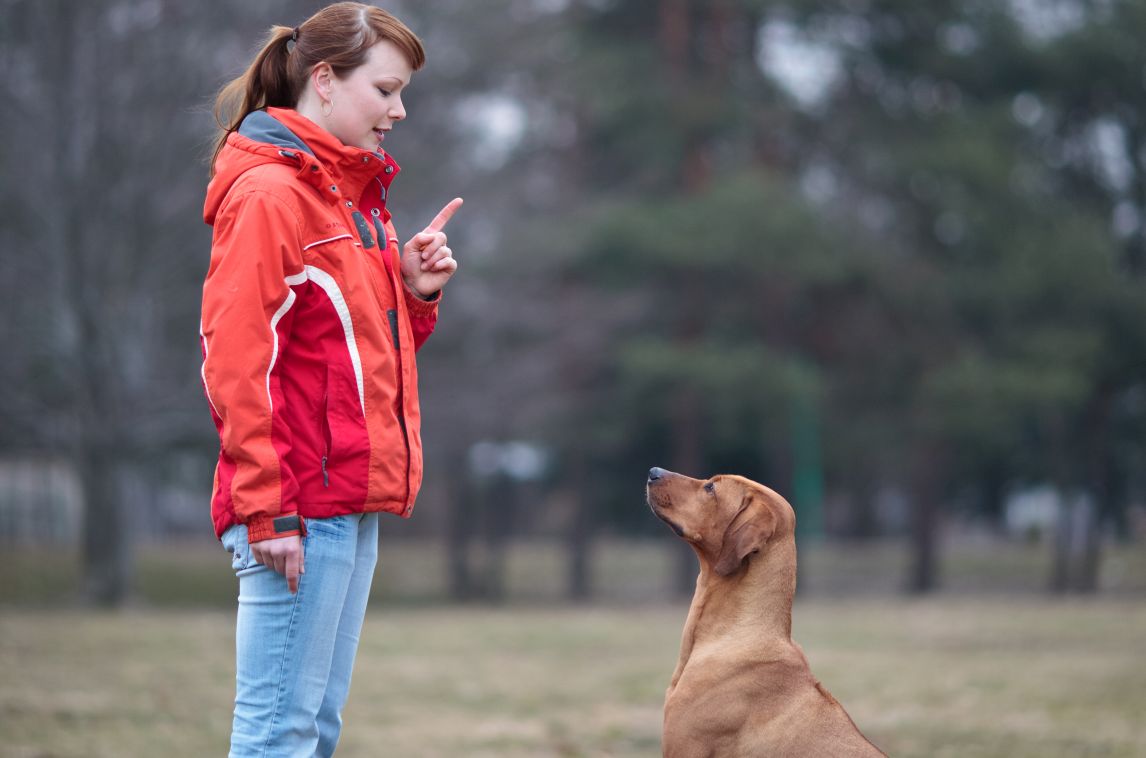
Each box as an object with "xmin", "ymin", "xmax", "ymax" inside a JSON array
[{"xmin": 242, "ymin": 107, "xmax": 401, "ymax": 204}]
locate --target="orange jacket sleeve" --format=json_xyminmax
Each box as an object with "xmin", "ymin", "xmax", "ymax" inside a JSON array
[{"xmin": 201, "ymin": 187, "xmax": 305, "ymax": 543}]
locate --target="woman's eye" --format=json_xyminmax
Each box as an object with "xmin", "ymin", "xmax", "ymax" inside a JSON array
[
  {"xmin": 377, "ymin": 88, "xmax": 391, "ymax": 97},
  {"xmin": 704, "ymin": 482, "xmax": 715, "ymax": 494}
]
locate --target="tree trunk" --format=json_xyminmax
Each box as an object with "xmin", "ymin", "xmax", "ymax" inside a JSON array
[
  {"xmin": 1076, "ymin": 389, "xmax": 1114, "ymax": 593},
  {"xmin": 481, "ymin": 472, "xmax": 514, "ymax": 603},
  {"xmin": 78, "ymin": 447, "xmax": 130, "ymax": 606},
  {"xmin": 565, "ymin": 449, "xmax": 593, "ymax": 602},
  {"xmin": 1048, "ymin": 418, "xmax": 1072, "ymax": 594},
  {"xmin": 850, "ymin": 472, "xmax": 880, "ymax": 540},
  {"xmin": 1077, "ymin": 498, "xmax": 1101, "ymax": 593},
  {"xmin": 1049, "ymin": 490, "xmax": 1071, "ymax": 594},
  {"xmin": 666, "ymin": 1, "xmax": 711, "ymax": 597},
  {"xmin": 1048, "ymin": 404, "xmax": 1109, "ymax": 594},
  {"xmin": 446, "ymin": 449, "xmax": 475, "ymax": 601},
  {"xmin": 906, "ymin": 443, "xmax": 941, "ymax": 594},
  {"xmin": 978, "ymin": 463, "xmax": 1008, "ymax": 534},
  {"xmin": 1052, "ymin": 494, "xmax": 1099, "ymax": 594}
]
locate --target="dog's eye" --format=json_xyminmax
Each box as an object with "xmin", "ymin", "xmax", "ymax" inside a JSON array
[{"xmin": 704, "ymin": 482, "xmax": 715, "ymax": 494}]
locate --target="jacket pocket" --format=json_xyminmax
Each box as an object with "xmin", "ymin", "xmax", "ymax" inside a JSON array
[
  {"xmin": 320, "ymin": 389, "xmax": 332, "ymax": 488},
  {"xmin": 320, "ymin": 364, "xmax": 370, "ymax": 493}
]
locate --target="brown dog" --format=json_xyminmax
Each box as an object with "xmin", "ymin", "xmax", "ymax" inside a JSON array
[{"xmin": 646, "ymin": 467, "xmax": 885, "ymax": 758}]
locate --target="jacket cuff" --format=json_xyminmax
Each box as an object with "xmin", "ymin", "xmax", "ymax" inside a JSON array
[
  {"xmin": 403, "ymin": 285, "xmax": 440, "ymax": 318},
  {"xmin": 246, "ymin": 512, "xmax": 306, "ymax": 543}
]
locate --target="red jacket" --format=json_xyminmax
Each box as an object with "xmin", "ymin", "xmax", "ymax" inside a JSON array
[{"xmin": 201, "ymin": 107, "xmax": 437, "ymax": 543}]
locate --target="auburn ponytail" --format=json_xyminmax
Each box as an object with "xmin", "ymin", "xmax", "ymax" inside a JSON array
[
  {"xmin": 209, "ymin": 3, "xmax": 425, "ymax": 176},
  {"xmin": 210, "ymin": 26, "xmax": 297, "ymax": 173}
]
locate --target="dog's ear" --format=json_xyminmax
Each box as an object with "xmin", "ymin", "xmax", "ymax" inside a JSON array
[{"xmin": 713, "ymin": 495, "xmax": 778, "ymax": 577}]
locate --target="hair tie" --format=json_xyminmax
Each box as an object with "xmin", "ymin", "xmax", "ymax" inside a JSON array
[{"xmin": 286, "ymin": 26, "xmax": 299, "ymax": 53}]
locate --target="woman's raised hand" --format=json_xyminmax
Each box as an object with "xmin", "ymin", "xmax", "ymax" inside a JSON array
[{"xmin": 402, "ymin": 197, "xmax": 463, "ymax": 297}]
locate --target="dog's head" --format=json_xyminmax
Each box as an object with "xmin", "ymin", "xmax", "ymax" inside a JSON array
[{"xmin": 646, "ymin": 467, "xmax": 795, "ymax": 577}]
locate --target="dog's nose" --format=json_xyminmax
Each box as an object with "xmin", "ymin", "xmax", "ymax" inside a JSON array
[{"xmin": 648, "ymin": 467, "xmax": 667, "ymax": 482}]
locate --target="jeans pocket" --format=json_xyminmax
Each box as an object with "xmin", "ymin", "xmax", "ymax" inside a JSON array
[
  {"xmin": 305, "ymin": 515, "xmax": 350, "ymax": 540},
  {"xmin": 222, "ymin": 523, "xmax": 255, "ymax": 572}
]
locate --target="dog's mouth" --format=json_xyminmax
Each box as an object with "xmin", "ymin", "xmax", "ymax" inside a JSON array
[
  {"xmin": 647, "ymin": 490, "xmax": 687, "ymax": 539},
  {"xmin": 659, "ymin": 514, "xmax": 687, "ymax": 539}
]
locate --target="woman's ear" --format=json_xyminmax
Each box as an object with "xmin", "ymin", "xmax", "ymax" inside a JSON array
[{"xmin": 310, "ymin": 62, "xmax": 335, "ymax": 101}]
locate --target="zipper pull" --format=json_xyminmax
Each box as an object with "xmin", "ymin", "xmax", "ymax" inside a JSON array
[{"xmin": 321, "ymin": 456, "xmax": 329, "ymax": 488}]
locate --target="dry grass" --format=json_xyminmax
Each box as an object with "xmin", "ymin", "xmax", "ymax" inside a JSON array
[
  {"xmin": 2, "ymin": 598, "xmax": 1144, "ymax": 757},
  {"xmin": 2, "ymin": 536, "xmax": 1144, "ymax": 607}
]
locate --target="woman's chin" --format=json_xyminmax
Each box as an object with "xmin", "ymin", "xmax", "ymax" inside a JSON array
[{"xmin": 344, "ymin": 137, "xmax": 381, "ymax": 152}]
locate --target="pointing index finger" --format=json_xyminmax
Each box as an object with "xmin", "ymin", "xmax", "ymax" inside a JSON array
[{"xmin": 423, "ymin": 197, "xmax": 463, "ymax": 233}]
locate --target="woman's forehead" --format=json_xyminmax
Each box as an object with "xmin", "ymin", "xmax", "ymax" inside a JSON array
[{"xmin": 358, "ymin": 40, "xmax": 413, "ymax": 83}]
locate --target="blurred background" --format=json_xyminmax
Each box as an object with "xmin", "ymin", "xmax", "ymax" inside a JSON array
[{"xmin": 2, "ymin": 0, "xmax": 1145, "ymax": 756}]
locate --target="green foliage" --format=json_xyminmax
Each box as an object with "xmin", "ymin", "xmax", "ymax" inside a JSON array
[
  {"xmin": 540, "ymin": 0, "xmax": 1146, "ymax": 536},
  {"xmin": 585, "ymin": 172, "xmax": 847, "ymax": 282},
  {"xmin": 918, "ymin": 351, "xmax": 1091, "ymax": 445}
]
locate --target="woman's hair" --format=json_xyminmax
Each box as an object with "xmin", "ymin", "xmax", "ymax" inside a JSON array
[{"xmin": 210, "ymin": 2, "xmax": 425, "ymax": 173}]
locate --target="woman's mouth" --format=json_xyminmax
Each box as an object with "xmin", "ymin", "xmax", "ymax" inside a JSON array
[{"xmin": 373, "ymin": 128, "xmax": 386, "ymax": 143}]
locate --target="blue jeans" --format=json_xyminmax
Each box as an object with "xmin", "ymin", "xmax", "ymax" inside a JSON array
[{"xmin": 222, "ymin": 513, "xmax": 379, "ymax": 758}]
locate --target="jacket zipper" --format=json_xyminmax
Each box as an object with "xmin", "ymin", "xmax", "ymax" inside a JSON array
[{"xmin": 321, "ymin": 391, "xmax": 332, "ymax": 488}]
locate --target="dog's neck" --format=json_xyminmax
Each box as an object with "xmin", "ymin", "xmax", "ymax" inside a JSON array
[{"xmin": 668, "ymin": 535, "xmax": 798, "ymax": 690}]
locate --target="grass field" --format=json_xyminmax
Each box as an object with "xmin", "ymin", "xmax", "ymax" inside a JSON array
[
  {"xmin": 2, "ymin": 536, "xmax": 1145, "ymax": 607},
  {"xmin": 2, "ymin": 598, "xmax": 1144, "ymax": 757}
]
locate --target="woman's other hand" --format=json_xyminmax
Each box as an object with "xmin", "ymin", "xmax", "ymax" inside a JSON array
[{"xmin": 250, "ymin": 535, "xmax": 305, "ymax": 594}]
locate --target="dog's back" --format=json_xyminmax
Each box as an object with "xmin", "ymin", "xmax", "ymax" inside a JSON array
[{"xmin": 664, "ymin": 643, "xmax": 882, "ymax": 757}]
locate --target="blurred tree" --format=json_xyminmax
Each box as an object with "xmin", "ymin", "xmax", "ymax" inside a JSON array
[
  {"xmin": 384, "ymin": 0, "xmax": 603, "ymax": 600},
  {"xmin": 527, "ymin": 0, "xmax": 1146, "ymax": 597},
  {"xmin": 0, "ymin": 0, "xmax": 313, "ymax": 605},
  {"xmin": 558, "ymin": 0, "xmax": 847, "ymax": 595},
  {"xmin": 779, "ymin": 0, "xmax": 1146, "ymax": 591},
  {"xmin": 1022, "ymin": 0, "xmax": 1146, "ymax": 590},
  {"xmin": 3, "ymin": 0, "xmax": 1144, "ymax": 607}
]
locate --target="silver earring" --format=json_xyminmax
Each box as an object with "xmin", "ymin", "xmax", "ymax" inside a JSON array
[{"xmin": 321, "ymin": 97, "xmax": 334, "ymax": 117}]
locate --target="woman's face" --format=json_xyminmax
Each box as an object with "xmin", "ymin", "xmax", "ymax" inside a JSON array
[{"xmin": 326, "ymin": 40, "xmax": 413, "ymax": 152}]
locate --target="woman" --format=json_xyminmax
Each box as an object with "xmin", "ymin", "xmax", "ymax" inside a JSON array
[{"xmin": 200, "ymin": 4, "xmax": 460, "ymax": 754}]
